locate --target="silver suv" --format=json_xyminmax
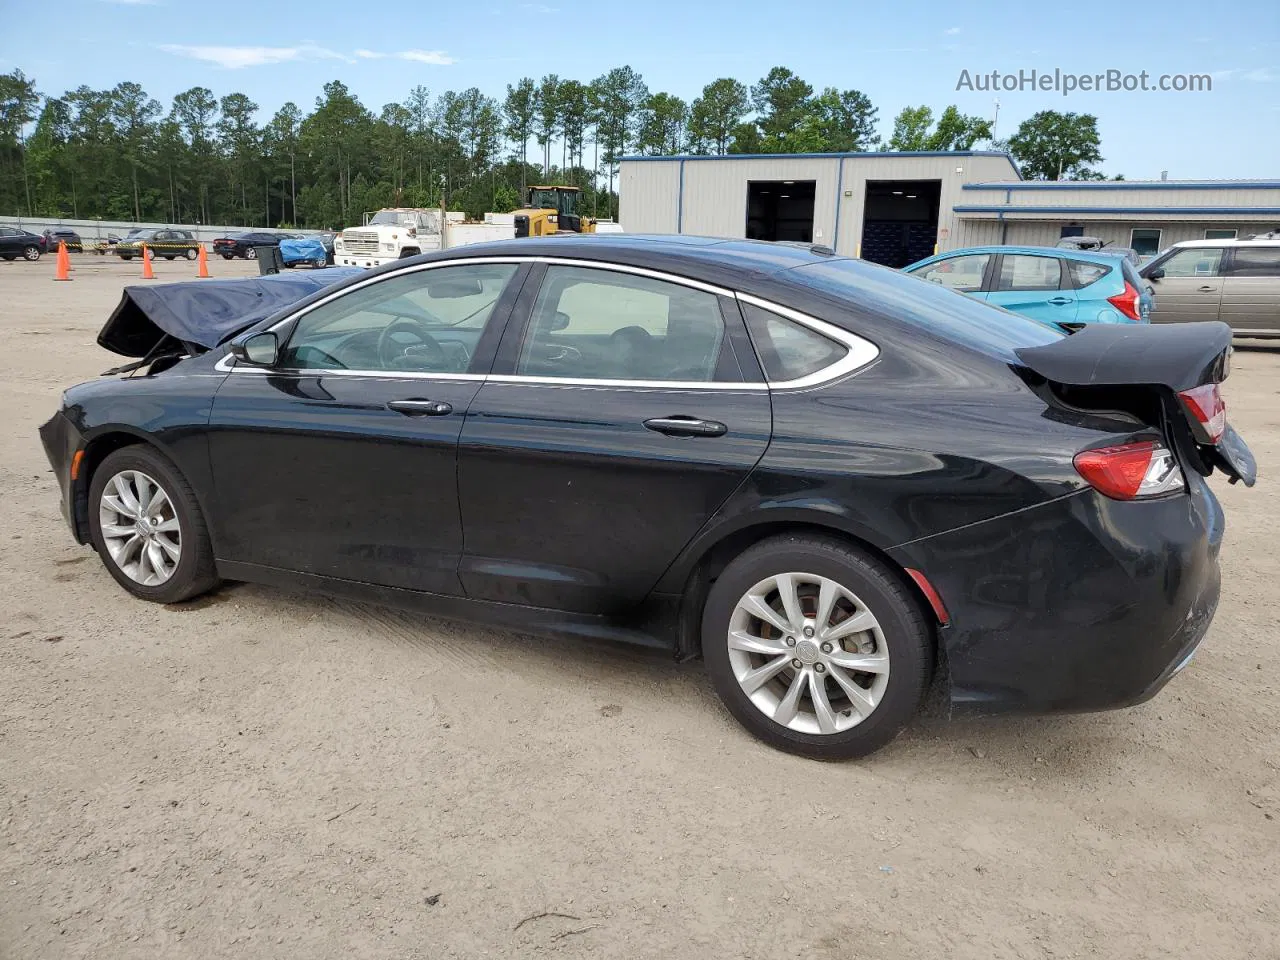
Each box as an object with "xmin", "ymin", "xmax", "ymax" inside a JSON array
[{"xmin": 1140, "ymin": 237, "xmax": 1280, "ymax": 338}]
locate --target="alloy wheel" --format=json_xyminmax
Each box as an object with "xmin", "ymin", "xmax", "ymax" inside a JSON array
[
  {"xmin": 246, "ymin": 247, "xmax": 257, "ymax": 260},
  {"xmin": 23, "ymin": 246, "xmax": 40, "ymax": 261},
  {"xmin": 727, "ymin": 572, "xmax": 890, "ymax": 735},
  {"xmin": 98, "ymin": 470, "xmax": 182, "ymax": 586}
]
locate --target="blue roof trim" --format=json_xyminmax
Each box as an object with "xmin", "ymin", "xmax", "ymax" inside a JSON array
[
  {"xmin": 621, "ymin": 150, "xmax": 1017, "ymax": 162},
  {"xmin": 954, "ymin": 205, "xmax": 1280, "ymax": 215},
  {"xmin": 962, "ymin": 180, "xmax": 1280, "ymax": 191}
]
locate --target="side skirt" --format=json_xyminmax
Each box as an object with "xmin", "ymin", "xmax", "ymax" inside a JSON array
[{"xmin": 215, "ymin": 559, "xmax": 679, "ymax": 653}]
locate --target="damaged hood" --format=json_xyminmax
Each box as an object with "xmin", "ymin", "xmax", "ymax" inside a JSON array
[{"xmin": 98, "ymin": 268, "xmax": 365, "ymax": 357}]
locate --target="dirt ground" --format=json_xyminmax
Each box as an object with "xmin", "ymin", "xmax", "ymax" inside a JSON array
[{"xmin": 1, "ymin": 254, "xmax": 1277, "ymax": 960}]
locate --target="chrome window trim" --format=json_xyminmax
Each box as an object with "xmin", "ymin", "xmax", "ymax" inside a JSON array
[
  {"xmin": 734, "ymin": 292, "xmax": 880, "ymax": 390},
  {"xmin": 216, "ymin": 254, "xmax": 875, "ymax": 390}
]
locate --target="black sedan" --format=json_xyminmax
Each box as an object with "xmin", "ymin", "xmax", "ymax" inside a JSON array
[
  {"xmin": 0, "ymin": 226, "xmax": 47, "ymax": 260},
  {"xmin": 38, "ymin": 237, "xmax": 1255, "ymax": 758},
  {"xmin": 213, "ymin": 231, "xmax": 296, "ymax": 260}
]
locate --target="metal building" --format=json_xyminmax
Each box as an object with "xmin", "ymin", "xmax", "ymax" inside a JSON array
[{"xmin": 618, "ymin": 152, "xmax": 1280, "ymax": 266}]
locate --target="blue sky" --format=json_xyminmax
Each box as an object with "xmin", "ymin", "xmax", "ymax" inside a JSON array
[{"xmin": 3, "ymin": 0, "xmax": 1278, "ymax": 178}]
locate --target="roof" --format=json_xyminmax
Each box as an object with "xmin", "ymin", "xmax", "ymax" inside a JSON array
[
  {"xmin": 906, "ymin": 244, "xmax": 1138, "ymax": 266},
  {"xmin": 621, "ymin": 150, "xmax": 1018, "ymax": 163},
  {"xmin": 1164, "ymin": 237, "xmax": 1280, "ymax": 248},
  {"xmin": 963, "ymin": 180, "xmax": 1280, "ymax": 191}
]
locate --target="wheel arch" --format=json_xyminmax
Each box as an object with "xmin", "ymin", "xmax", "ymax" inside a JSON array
[{"xmin": 667, "ymin": 516, "xmax": 941, "ymax": 662}]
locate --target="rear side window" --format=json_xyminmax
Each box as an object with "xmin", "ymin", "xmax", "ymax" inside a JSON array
[
  {"xmin": 997, "ymin": 255, "xmax": 1062, "ymax": 291},
  {"xmin": 1158, "ymin": 248, "xmax": 1224, "ymax": 277},
  {"xmin": 742, "ymin": 303, "xmax": 847, "ymax": 382},
  {"xmin": 1227, "ymin": 246, "xmax": 1280, "ymax": 277},
  {"xmin": 1068, "ymin": 260, "xmax": 1109, "ymax": 288}
]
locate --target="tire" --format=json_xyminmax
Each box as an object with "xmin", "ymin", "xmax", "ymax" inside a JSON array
[
  {"xmin": 120, "ymin": 255, "xmax": 133, "ymax": 261},
  {"xmin": 87, "ymin": 445, "xmax": 220, "ymax": 605},
  {"xmin": 184, "ymin": 248, "xmax": 197, "ymax": 260},
  {"xmin": 163, "ymin": 255, "xmax": 175, "ymax": 261},
  {"xmin": 701, "ymin": 535, "xmax": 932, "ymax": 760},
  {"xmin": 246, "ymin": 247, "xmax": 258, "ymax": 260},
  {"xmin": 398, "ymin": 247, "xmax": 420, "ymax": 259},
  {"xmin": 1, "ymin": 254, "xmax": 14, "ymax": 261},
  {"xmin": 313, "ymin": 258, "xmax": 327, "ymax": 269},
  {"xmin": 221, "ymin": 254, "xmax": 233, "ymax": 260},
  {"xmin": 22, "ymin": 245, "xmax": 40, "ymax": 261}
]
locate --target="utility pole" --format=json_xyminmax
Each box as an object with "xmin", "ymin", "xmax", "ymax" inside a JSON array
[{"xmin": 991, "ymin": 99, "xmax": 1000, "ymax": 141}]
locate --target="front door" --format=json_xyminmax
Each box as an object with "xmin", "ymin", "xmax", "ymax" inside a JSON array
[
  {"xmin": 207, "ymin": 260, "xmax": 527, "ymax": 593},
  {"xmin": 1149, "ymin": 246, "xmax": 1226, "ymax": 324},
  {"xmin": 457, "ymin": 263, "xmax": 772, "ymax": 614},
  {"xmin": 1218, "ymin": 245, "xmax": 1280, "ymax": 335},
  {"xmin": 986, "ymin": 254, "xmax": 1078, "ymax": 328}
]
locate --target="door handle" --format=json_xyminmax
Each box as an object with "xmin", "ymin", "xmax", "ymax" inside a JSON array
[
  {"xmin": 1047, "ymin": 297, "xmax": 1073, "ymax": 306},
  {"xmin": 643, "ymin": 416, "xmax": 727, "ymax": 438},
  {"xmin": 387, "ymin": 399, "xmax": 453, "ymax": 417},
  {"xmin": 1198, "ymin": 285, "xmax": 1216, "ymax": 292}
]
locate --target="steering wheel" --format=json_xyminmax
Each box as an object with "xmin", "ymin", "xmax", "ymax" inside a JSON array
[{"xmin": 377, "ymin": 317, "xmax": 447, "ymax": 369}]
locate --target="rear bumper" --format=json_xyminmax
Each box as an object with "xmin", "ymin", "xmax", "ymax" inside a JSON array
[{"xmin": 889, "ymin": 473, "xmax": 1225, "ymax": 715}]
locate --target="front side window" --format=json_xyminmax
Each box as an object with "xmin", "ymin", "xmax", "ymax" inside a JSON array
[
  {"xmin": 516, "ymin": 266, "xmax": 728, "ymax": 382},
  {"xmin": 742, "ymin": 303, "xmax": 847, "ymax": 382},
  {"xmin": 1159, "ymin": 248, "xmax": 1224, "ymax": 277},
  {"xmin": 279, "ymin": 263, "xmax": 518, "ymax": 374},
  {"xmin": 1130, "ymin": 228, "xmax": 1163, "ymax": 257},
  {"xmin": 909, "ymin": 254, "xmax": 990, "ymax": 293},
  {"xmin": 1227, "ymin": 246, "xmax": 1280, "ymax": 277},
  {"xmin": 997, "ymin": 255, "xmax": 1062, "ymax": 291}
]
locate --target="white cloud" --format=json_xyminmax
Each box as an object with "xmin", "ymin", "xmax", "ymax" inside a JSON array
[
  {"xmin": 355, "ymin": 49, "xmax": 456, "ymax": 65},
  {"xmin": 945, "ymin": 26, "xmax": 961, "ymax": 35},
  {"xmin": 159, "ymin": 42, "xmax": 453, "ymax": 69},
  {"xmin": 1243, "ymin": 67, "xmax": 1277, "ymax": 82},
  {"xmin": 520, "ymin": 2, "xmax": 559, "ymax": 11},
  {"xmin": 99, "ymin": 0, "xmax": 160, "ymax": 5}
]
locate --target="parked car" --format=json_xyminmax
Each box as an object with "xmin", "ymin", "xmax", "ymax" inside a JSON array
[
  {"xmin": 114, "ymin": 228, "xmax": 201, "ymax": 261},
  {"xmin": 213, "ymin": 231, "xmax": 297, "ymax": 261},
  {"xmin": 279, "ymin": 235, "xmax": 334, "ymax": 268},
  {"xmin": 1139, "ymin": 238, "xmax": 1280, "ymax": 338},
  {"xmin": 905, "ymin": 245, "xmax": 1152, "ymax": 330},
  {"xmin": 1055, "ymin": 236, "xmax": 1142, "ymax": 267},
  {"xmin": 0, "ymin": 226, "xmax": 48, "ymax": 261},
  {"xmin": 38, "ymin": 237, "xmax": 1255, "ymax": 759},
  {"xmin": 43, "ymin": 228, "xmax": 83, "ymax": 252}
]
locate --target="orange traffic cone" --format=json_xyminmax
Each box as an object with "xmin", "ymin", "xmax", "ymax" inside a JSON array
[
  {"xmin": 54, "ymin": 241, "xmax": 72, "ymax": 281},
  {"xmin": 141, "ymin": 244, "xmax": 155, "ymax": 280},
  {"xmin": 196, "ymin": 243, "xmax": 211, "ymax": 278}
]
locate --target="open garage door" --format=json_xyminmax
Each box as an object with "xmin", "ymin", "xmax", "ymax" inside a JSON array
[
  {"xmin": 860, "ymin": 180, "xmax": 941, "ymax": 268},
  {"xmin": 746, "ymin": 180, "xmax": 815, "ymax": 243}
]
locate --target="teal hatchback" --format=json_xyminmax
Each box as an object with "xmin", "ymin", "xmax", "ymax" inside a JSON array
[{"xmin": 904, "ymin": 245, "xmax": 1153, "ymax": 330}]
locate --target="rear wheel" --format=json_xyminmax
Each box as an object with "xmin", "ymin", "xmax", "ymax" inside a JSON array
[
  {"xmin": 702, "ymin": 535, "xmax": 932, "ymax": 760},
  {"xmin": 221, "ymin": 253, "xmax": 233, "ymax": 260},
  {"xmin": 88, "ymin": 446, "xmax": 220, "ymax": 604},
  {"xmin": 22, "ymin": 245, "xmax": 40, "ymax": 261}
]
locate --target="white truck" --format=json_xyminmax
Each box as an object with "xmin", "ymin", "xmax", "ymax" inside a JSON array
[{"xmin": 333, "ymin": 208, "xmax": 516, "ymax": 269}]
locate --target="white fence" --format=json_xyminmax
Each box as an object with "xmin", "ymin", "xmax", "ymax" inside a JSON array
[{"xmin": 0, "ymin": 215, "xmax": 323, "ymax": 244}]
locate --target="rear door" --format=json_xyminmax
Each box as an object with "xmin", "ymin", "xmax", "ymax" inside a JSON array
[
  {"xmin": 986, "ymin": 254, "xmax": 1077, "ymax": 326},
  {"xmin": 1147, "ymin": 246, "xmax": 1225, "ymax": 324},
  {"xmin": 456, "ymin": 262, "xmax": 772, "ymax": 614},
  {"xmin": 1219, "ymin": 245, "xmax": 1280, "ymax": 335}
]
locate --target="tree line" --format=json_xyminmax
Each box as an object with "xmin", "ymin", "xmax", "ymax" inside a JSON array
[{"xmin": 0, "ymin": 66, "xmax": 1106, "ymax": 230}]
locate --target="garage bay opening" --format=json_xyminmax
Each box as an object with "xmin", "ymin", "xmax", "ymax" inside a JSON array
[
  {"xmin": 746, "ymin": 180, "xmax": 816, "ymax": 243},
  {"xmin": 860, "ymin": 180, "xmax": 942, "ymax": 268}
]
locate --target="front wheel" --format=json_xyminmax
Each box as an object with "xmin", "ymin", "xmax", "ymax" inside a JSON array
[
  {"xmin": 22, "ymin": 245, "xmax": 40, "ymax": 261},
  {"xmin": 184, "ymin": 248, "xmax": 197, "ymax": 260},
  {"xmin": 119, "ymin": 254, "xmax": 133, "ymax": 261},
  {"xmin": 245, "ymin": 247, "xmax": 258, "ymax": 260},
  {"xmin": 221, "ymin": 254, "xmax": 233, "ymax": 260},
  {"xmin": 701, "ymin": 535, "xmax": 932, "ymax": 760},
  {"xmin": 88, "ymin": 446, "xmax": 220, "ymax": 604}
]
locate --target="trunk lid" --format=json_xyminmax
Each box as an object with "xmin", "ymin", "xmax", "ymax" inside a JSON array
[{"xmin": 1015, "ymin": 321, "xmax": 1255, "ymax": 486}]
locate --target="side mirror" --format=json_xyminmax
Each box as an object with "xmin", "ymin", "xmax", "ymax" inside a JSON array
[
  {"xmin": 1146, "ymin": 267, "xmax": 1165, "ymax": 281},
  {"xmin": 230, "ymin": 331, "xmax": 279, "ymax": 367},
  {"xmin": 549, "ymin": 311, "xmax": 571, "ymax": 331}
]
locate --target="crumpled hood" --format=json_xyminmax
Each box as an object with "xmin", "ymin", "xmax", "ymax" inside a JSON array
[{"xmin": 97, "ymin": 268, "xmax": 365, "ymax": 357}]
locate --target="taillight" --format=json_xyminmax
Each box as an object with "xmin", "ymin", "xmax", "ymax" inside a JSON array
[
  {"xmin": 1178, "ymin": 383, "xmax": 1226, "ymax": 443},
  {"xmin": 1107, "ymin": 280, "xmax": 1142, "ymax": 322},
  {"xmin": 1074, "ymin": 440, "xmax": 1184, "ymax": 500}
]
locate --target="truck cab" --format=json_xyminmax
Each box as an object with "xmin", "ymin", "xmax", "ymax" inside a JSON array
[
  {"xmin": 334, "ymin": 209, "xmax": 443, "ymax": 268},
  {"xmin": 514, "ymin": 186, "xmax": 595, "ymax": 238}
]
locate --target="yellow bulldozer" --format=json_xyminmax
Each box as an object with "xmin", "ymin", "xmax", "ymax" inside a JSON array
[{"xmin": 513, "ymin": 185, "xmax": 597, "ymax": 238}]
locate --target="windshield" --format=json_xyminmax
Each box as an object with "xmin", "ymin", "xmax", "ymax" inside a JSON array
[
  {"xmin": 528, "ymin": 189, "xmax": 576, "ymax": 216},
  {"xmin": 792, "ymin": 258, "xmax": 1064, "ymax": 360}
]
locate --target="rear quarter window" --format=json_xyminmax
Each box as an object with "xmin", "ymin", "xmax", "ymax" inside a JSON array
[
  {"xmin": 1068, "ymin": 260, "xmax": 1110, "ymax": 288},
  {"xmin": 791, "ymin": 258, "xmax": 1063, "ymax": 360}
]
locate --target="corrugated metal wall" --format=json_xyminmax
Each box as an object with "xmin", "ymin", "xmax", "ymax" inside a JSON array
[
  {"xmin": 953, "ymin": 219, "xmax": 1279, "ymax": 249},
  {"xmin": 961, "ymin": 184, "xmax": 1280, "ymax": 210},
  {"xmin": 619, "ymin": 153, "xmax": 1021, "ymax": 255}
]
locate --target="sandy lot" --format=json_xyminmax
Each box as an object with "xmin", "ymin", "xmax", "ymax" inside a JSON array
[{"xmin": 1, "ymin": 254, "xmax": 1277, "ymax": 960}]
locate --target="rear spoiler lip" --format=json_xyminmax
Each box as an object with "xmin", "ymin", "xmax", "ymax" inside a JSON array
[{"xmin": 1014, "ymin": 321, "xmax": 1231, "ymax": 393}]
